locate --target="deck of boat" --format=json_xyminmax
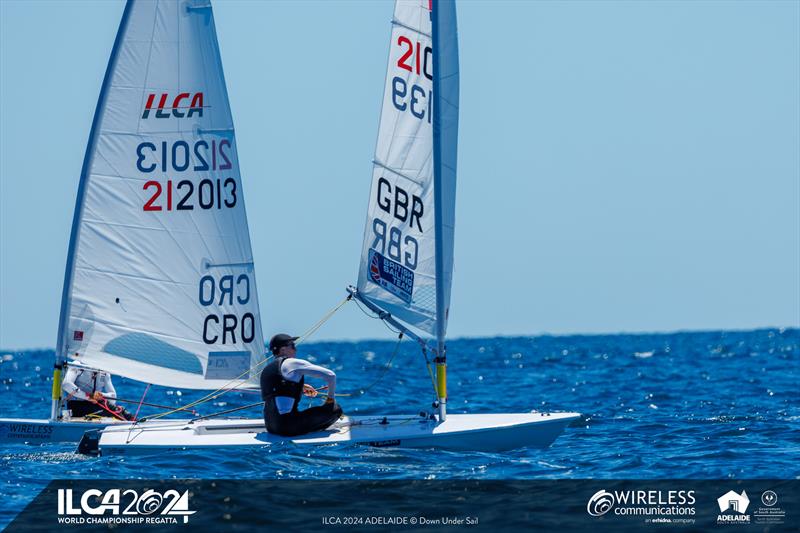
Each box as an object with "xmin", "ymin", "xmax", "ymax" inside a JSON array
[{"xmin": 90, "ymin": 412, "xmax": 581, "ymax": 455}]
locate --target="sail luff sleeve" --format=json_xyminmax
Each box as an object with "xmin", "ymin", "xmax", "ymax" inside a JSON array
[{"xmin": 56, "ymin": 0, "xmax": 135, "ymax": 363}]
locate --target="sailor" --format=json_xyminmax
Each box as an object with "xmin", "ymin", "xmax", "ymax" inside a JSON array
[
  {"xmin": 260, "ymin": 333, "xmax": 344, "ymax": 437},
  {"xmin": 61, "ymin": 366, "xmax": 134, "ymax": 420}
]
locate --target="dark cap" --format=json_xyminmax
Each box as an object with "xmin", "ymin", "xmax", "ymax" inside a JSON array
[{"xmin": 269, "ymin": 333, "xmax": 299, "ymax": 354}]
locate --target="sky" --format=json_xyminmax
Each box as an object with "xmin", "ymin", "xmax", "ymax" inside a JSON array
[{"xmin": 1, "ymin": 0, "xmax": 798, "ymax": 350}]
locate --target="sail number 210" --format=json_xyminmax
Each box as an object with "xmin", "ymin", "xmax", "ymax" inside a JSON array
[{"xmin": 391, "ymin": 36, "xmax": 432, "ymax": 124}]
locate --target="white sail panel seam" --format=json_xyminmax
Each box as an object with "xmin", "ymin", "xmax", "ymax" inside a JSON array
[
  {"xmin": 391, "ymin": 19, "xmax": 431, "ymax": 38},
  {"xmin": 373, "ymin": 159, "xmax": 424, "ymax": 187},
  {"xmin": 100, "ymin": 129, "xmax": 202, "ymax": 136},
  {"xmin": 81, "ymin": 219, "xmax": 241, "ymax": 239},
  {"xmin": 74, "ymin": 265, "xmax": 192, "ymax": 286},
  {"xmin": 70, "ymin": 315, "xmax": 200, "ymax": 346},
  {"xmin": 135, "ymin": 0, "xmax": 160, "ymax": 137}
]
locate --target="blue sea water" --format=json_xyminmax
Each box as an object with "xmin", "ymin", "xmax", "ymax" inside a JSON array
[{"xmin": 1, "ymin": 328, "xmax": 798, "ymax": 526}]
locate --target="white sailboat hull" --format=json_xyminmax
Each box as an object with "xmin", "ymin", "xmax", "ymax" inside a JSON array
[
  {"xmin": 90, "ymin": 412, "xmax": 580, "ymax": 455},
  {"xmin": 0, "ymin": 417, "xmax": 140, "ymax": 444}
]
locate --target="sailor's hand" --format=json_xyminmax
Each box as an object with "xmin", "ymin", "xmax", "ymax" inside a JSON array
[
  {"xmin": 303, "ymin": 384, "xmax": 318, "ymax": 397},
  {"xmin": 92, "ymin": 392, "xmax": 104, "ymax": 401}
]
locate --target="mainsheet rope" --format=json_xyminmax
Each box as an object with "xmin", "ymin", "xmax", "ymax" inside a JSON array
[
  {"xmin": 138, "ymin": 294, "xmax": 353, "ymax": 422},
  {"xmin": 352, "ymin": 296, "xmax": 439, "ymax": 400}
]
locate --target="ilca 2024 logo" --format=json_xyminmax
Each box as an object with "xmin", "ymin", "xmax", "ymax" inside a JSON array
[{"xmin": 57, "ymin": 488, "xmax": 195, "ymax": 525}]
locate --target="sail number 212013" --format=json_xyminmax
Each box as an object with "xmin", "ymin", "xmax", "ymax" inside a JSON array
[{"xmin": 136, "ymin": 140, "xmax": 238, "ymax": 211}]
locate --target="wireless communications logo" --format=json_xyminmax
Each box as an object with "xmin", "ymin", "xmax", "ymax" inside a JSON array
[
  {"xmin": 587, "ymin": 490, "xmax": 615, "ymax": 516},
  {"xmin": 57, "ymin": 488, "xmax": 195, "ymax": 525},
  {"xmin": 586, "ymin": 488, "xmax": 696, "ymax": 525}
]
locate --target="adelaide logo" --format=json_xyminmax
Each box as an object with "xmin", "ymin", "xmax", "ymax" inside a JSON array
[
  {"xmin": 717, "ymin": 489, "xmax": 750, "ymax": 524},
  {"xmin": 587, "ymin": 490, "xmax": 614, "ymax": 516}
]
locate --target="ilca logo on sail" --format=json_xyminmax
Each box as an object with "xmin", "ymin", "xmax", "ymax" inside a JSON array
[{"xmin": 142, "ymin": 92, "xmax": 205, "ymax": 119}]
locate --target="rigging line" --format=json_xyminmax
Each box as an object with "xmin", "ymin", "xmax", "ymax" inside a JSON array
[
  {"xmin": 132, "ymin": 384, "xmax": 150, "ymax": 422},
  {"xmin": 353, "ymin": 297, "xmax": 381, "ymax": 320},
  {"xmin": 191, "ymin": 401, "xmax": 264, "ymax": 422},
  {"xmin": 296, "ymin": 294, "xmax": 353, "ymax": 344},
  {"xmin": 421, "ymin": 346, "xmax": 439, "ymax": 401},
  {"xmin": 112, "ymin": 397, "xmax": 199, "ymax": 413},
  {"xmin": 93, "ymin": 398, "xmax": 127, "ymax": 421},
  {"xmin": 142, "ymin": 295, "xmax": 353, "ymax": 420},
  {"xmin": 332, "ymin": 331, "xmax": 403, "ymax": 396},
  {"xmin": 140, "ymin": 360, "xmax": 268, "ymax": 422},
  {"xmin": 352, "ymin": 295, "xmax": 402, "ymax": 336},
  {"xmin": 127, "ymin": 383, "xmax": 149, "ymax": 441},
  {"xmin": 353, "ymin": 332, "xmax": 404, "ymax": 397}
]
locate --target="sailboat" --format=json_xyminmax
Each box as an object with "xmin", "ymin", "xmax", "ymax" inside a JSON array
[
  {"xmin": 0, "ymin": 0, "xmax": 265, "ymax": 443},
  {"xmin": 87, "ymin": 0, "xmax": 580, "ymax": 455}
]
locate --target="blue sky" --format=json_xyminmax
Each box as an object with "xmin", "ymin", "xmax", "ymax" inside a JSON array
[{"xmin": 1, "ymin": 0, "xmax": 798, "ymax": 349}]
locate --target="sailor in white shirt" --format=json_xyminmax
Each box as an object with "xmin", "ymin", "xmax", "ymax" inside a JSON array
[
  {"xmin": 260, "ymin": 333, "xmax": 343, "ymax": 436},
  {"xmin": 61, "ymin": 366, "xmax": 134, "ymax": 420}
]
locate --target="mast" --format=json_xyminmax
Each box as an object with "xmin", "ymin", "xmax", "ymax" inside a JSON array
[
  {"xmin": 431, "ymin": 0, "xmax": 447, "ymax": 421},
  {"xmin": 51, "ymin": 0, "xmax": 134, "ymax": 420}
]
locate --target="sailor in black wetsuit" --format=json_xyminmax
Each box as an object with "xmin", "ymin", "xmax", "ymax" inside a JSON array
[{"xmin": 260, "ymin": 333, "xmax": 344, "ymax": 437}]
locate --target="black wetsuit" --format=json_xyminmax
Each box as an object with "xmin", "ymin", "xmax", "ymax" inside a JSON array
[
  {"xmin": 260, "ymin": 357, "xmax": 343, "ymax": 437},
  {"xmin": 66, "ymin": 400, "xmax": 104, "ymax": 418}
]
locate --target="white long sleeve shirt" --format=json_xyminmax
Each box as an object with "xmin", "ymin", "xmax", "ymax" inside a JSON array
[
  {"xmin": 61, "ymin": 367, "xmax": 117, "ymax": 404},
  {"xmin": 275, "ymin": 358, "xmax": 336, "ymax": 414}
]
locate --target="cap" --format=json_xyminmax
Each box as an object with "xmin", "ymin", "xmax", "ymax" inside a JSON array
[{"xmin": 269, "ymin": 333, "xmax": 299, "ymax": 354}]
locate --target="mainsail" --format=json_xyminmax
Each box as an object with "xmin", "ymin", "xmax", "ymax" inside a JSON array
[
  {"xmin": 55, "ymin": 0, "xmax": 264, "ymax": 390},
  {"xmin": 356, "ymin": 0, "xmax": 459, "ymax": 341}
]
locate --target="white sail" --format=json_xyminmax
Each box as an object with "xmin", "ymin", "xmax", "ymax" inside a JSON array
[
  {"xmin": 55, "ymin": 0, "xmax": 264, "ymax": 389},
  {"xmin": 356, "ymin": 0, "xmax": 459, "ymax": 338}
]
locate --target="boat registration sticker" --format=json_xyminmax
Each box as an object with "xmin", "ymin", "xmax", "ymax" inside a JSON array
[
  {"xmin": 367, "ymin": 249, "xmax": 414, "ymax": 303},
  {"xmin": 205, "ymin": 351, "xmax": 251, "ymax": 380},
  {"xmin": 367, "ymin": 439, "xmax": 401, "ymax": 448}
]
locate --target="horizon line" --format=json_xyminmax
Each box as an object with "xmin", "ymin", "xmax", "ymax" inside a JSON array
[{"xmin": 1, "ymin": 325, "xmax": 797, "ymax": 353}]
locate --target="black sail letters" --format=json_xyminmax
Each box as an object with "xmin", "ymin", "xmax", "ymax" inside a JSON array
[
  {"xmin": 373, "ymin": 177, "xmax": 422, "ymax": 269},
  {"xmin": 199, "ymin": 274, "xmax": 254, "ymax": 345}
]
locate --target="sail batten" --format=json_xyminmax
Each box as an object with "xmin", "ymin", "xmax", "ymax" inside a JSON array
[
  {"xmin": 356, "ymin": 0, "xmax": 458, "ymax": 341},
  {"xmin": 56, "ymin": 0, "xmax": 264, "ymax": 390}
]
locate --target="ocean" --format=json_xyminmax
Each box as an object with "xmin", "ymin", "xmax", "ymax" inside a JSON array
[{"xmin": 0, "ymin": 328, "xmax": 798, "ymax": 527}]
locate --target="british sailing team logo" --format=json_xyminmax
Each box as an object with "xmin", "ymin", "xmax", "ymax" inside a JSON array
[
  {"xmin": 366, "ymin": 249, "xmax": 414, "ymax": 303},
  {"xmin": 370, "ymin": 252, "xmax": 382, "ymax": 283}
]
